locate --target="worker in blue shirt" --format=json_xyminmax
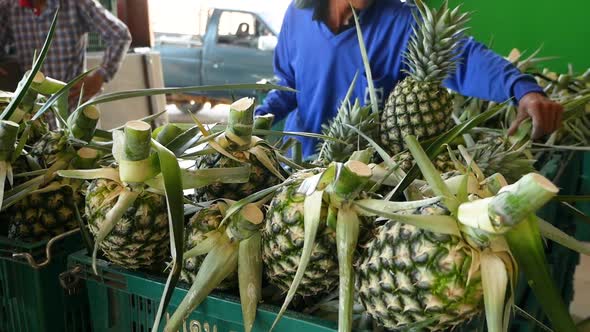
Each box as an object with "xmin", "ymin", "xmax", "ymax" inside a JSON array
[{"xmin": 254, "ymin": 0, "xmax": 564, "ymax": 158}]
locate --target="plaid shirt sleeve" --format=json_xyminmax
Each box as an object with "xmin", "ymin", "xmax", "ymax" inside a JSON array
[
  {"xmin": 77, "ymin": 0, "xmax": 131, "ymax": 82},
  {"xmin": 0, "ymin": 0, "xmax": 12, "ymax": 58}
]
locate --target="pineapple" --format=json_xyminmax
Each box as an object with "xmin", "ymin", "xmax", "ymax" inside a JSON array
[
  {"xmin": 166, "ymin": 202, "xmax": 266, "ymax": 332},
  {"xmin": 262, "ymin": 79, "xmax": 382, "ymax": 302},
  {"xmin": 181, "ymin": 202, "xmax": 237, "ymax": 289},
  {"xmin": 30, "ymin": 105, "xmax": 99, "ymax": 168},
  {"xmin": 194, "ymin": 97, "xmax": 285, "ymax": 201},
  {"xmin": 380, "ymin": 2, "xmax": 469, "ymax": 155},
  {"xmin": 352, "ymin": 135, "xmax": 576, "ymax": 332},
  {"xmin": 30, "ymin": 130, "xmax": 71, "ymax": 168},
  {"xmin": 262, "ymin": 165, "xmax": 377, "ymax": 301},
  {"xmin": 85, "ymin": 178, "xmax": 169, "ymax": 269},
  {"xmin": 262, "ymin": 169, "xmax": 339, "ymax": 297},
  {"xmin": 194, "ymin": 151, "xmax": 281, "ymax": 201},
  {"xmin": 7, "ymin": 179, "xmax": 83, "ymax": 242},
  {"xmin": 58, "ymin": 121, "xmax": 172, "ymax": 271},
  {"xmin": 2, "ymin": 106, "xmax": 100, "ymax": 242},
  {"xmin": 356, "ymin": 203, "xmax": 483, "ymax": 331}
]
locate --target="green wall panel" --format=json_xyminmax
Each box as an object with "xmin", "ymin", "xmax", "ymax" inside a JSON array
[{"xmin": 427, "ymin": 0, "xmax": 589, "ymax": 73}]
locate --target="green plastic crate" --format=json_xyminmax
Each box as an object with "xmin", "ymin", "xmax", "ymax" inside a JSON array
[
  {"xmin": 0, "ymin": 233, "xmax": 91, "ymax": 332},
  {"xmin": 67, "ymin": 250, "xmax": 346, "ymax": 332},
  {"xmin": 576, "ymin": 152, "xmax": 590, "ymax": 241}
]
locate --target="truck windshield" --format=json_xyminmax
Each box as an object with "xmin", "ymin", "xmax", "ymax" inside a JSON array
[
  {"xmin": 149, "ymin": 0, "xmax": 291, "ymax": 37},
  {"xmin": 209, "ymin": 0, "xmax": 291, "ymax": 35}
]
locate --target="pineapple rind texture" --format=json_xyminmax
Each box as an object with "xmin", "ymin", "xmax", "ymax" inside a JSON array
[
  {"xmin": 86, "ymin": 178, "xmax": 170, "ymax": 269},
  {"xmin": 381, "ymin": 80, "xmax": 454, "ymax": 155},
  {"xmin": 357, "ymin": 205, "xmax": 483, "ymax": 331},
  {"xmin": 261, "ymin": 169, "xmax": 339, "ymax": 298},
  {"xmin": 6, "ymin": 181, "xmax": 81, "ymax": 242},
  {"xmin": 181, "ymin": 203, "xmax": 237, "ymax": 289},
  {"xmin": 194, "ymin": 147, "xmax": 281, "ymax": 202},
  {"xmin": 30, "ymin": 130, "xmax": 70, "ymax": 168}
]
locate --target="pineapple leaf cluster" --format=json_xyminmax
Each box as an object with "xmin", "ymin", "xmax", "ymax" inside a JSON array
[
  {"xmin": 317, "ymin": 99, "xmax": 378, "ymax": 164},
  {"xmin": 405, "ymin": 2, "xmax": 470, "ymax": 83}
]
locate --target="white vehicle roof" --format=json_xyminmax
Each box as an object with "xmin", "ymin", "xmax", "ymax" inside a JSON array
[{"xmin": 207, "ymin": 0, "xmax": 291, "ymax": 34}]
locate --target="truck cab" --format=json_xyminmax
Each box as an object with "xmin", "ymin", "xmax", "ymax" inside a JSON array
[{"xmin": 153, "ymin": 1, "xmax": 290, "ymax": 97}]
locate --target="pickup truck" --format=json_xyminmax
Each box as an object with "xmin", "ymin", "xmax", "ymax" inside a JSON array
[{"xmin": 153, "ymin": 1, "xmax": 290, "ymax": 98}]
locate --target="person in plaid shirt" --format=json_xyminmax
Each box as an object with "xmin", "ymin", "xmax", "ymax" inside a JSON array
[{"xmin": 0, "ymin": 0, "xmax": 131, "ymax": 106}]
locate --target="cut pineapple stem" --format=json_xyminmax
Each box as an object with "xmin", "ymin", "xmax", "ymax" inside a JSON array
[
  {"xmin": 330, "ymin": 160, "xmax": 372, "ymax": 198},
  {"xmin": 73, "ymin": 147, "xmax": 99, "ymax": 169},
  {"xmin": 489, "ymin": 173, "xmax": 558, "ymax": 228},
  {"xmin": 349, "ymin": 148, "xmax": 374, "ymax": 164},
  {"xmin": 240, "ymin": 203, "xmax": 264, "ymax": 225},
  {"xmin": 227, "ymin": 203, "xmax": 264, "ymax": 241},
  {"xmin": 253, "ymin": 113, "xmax": 274, "ymax": 131},
  {"xmin": 155, "ymin": 123, "xmax": 183, "ymax": 146},
  {"xmin": 458, "ymin": 173, "xmax": 558, "ymax": 233},
  {"xmin": 0, "ymin": 120, "xmax": 19, "ymax": 161},
  {"xmin": 336, "ymin": 206, "xmax": 360, "ymax": 332},
  {"xmin": 225, "ymin": 97, "xmax": 255, "ymax": 149},
  {"xmin": 484, "ymin": 173, "xmax": 509, "ymax": 195},
  {"xmin": 70, "ymin": 105, "xmax": 100, "ymax": 142},
  {"xmin": 77, "ymin": 147, "xmax": 98, "ymax": 159},
  {"xmin": 119, "ymin": 121, "xmax": 156, "ymax": 184},
  {"xmin": 16, "ymin": 88, "xmax": 38, "ymax": 116},
  {"xmin": 30, "ymin": 70, "xmax": 66, "ymax": 95},
  {"xmin": 123, "ymin": 120, "xmax": 152, "ymax": 161}
]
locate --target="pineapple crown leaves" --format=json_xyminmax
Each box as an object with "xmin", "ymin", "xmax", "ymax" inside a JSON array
[
  {"xmin": 403, "ymin": 1, "xmax": 471, "ymax": 83},
  {"xmin": 398, "ymin": 135, "xmax": 579, "ymax": 331},
  {"xmin": 270, "ymin": 161, "xmax": 375, "ymax": 332},
  {"xmin": 316, "ymin": 99, "xmax": 378, "ymax": 164},
  {"xmin": 467, "ymin": 137, "xmax": 536, "ymax": 183},
  {"xmin": 165, "ymin": 193, "xmax": 268, "ymax": 332}
]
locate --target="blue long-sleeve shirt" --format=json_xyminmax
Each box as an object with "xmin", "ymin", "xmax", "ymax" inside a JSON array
[{"xmin": 255, "ymin": 0, "xmax": 544, "ymax": 158}]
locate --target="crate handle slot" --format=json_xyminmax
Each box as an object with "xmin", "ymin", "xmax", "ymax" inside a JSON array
[
  {"xmin": 59, "ymin": 265, "xmax": 83, "ymax": 291},
  {"xmin": 12, "ymin": 228, "xmax": 81, "ymax": 269}
]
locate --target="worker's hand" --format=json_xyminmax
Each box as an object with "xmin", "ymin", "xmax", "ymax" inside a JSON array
[
  {"xmin": 0, "ymin": 67, "xmax": 7, "ymax": 76},
  {"xmin": 508, "ymin": 92, "xmax": 563, "ymax": 139},
  {"xmin": 69, "ymin": 70, "xmax": 105, "ymax": 103}
]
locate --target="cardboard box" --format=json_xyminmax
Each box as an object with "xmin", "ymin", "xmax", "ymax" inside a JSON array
[{"xmin": 86, "ymin": 49, "xmax": 167, "ymax": 129}]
